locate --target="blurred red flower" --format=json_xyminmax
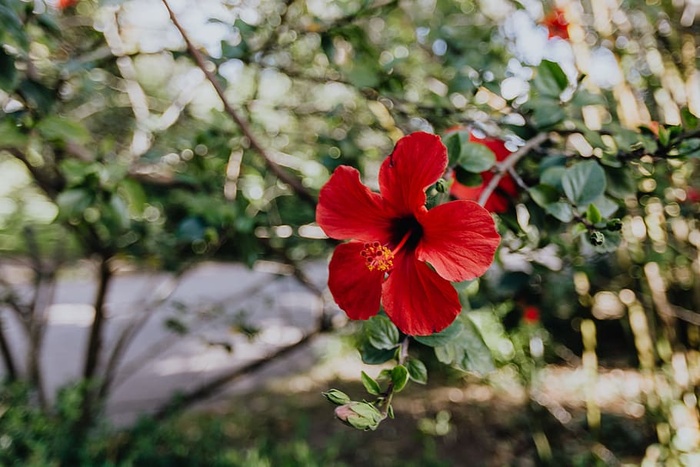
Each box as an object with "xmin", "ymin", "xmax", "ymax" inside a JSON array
[
  {"xmin": 450, "ymin": 132, "xmax": 518, "ymax": 213},
  {"xmin": 316, "ymin": 132, "xmax": 500, "ymax": 336},
  {"xmin": 523, "ymin": 306, "xmax": 540, "ymax": 324},
  {"xmin": 543, "ymin": 8, "xmax": 569, "ymax": 40},
  {"xmin": 57, "ymin": 0, "xmax": 79, "ymax": 9}
]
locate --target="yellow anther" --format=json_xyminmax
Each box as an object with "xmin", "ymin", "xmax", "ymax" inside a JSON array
[{"xmin": 360, "ymin": 242, "xmax": 394, "ymax": 272}]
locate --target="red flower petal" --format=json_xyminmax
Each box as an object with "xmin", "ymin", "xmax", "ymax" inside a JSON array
[
  {"xmin": 382, "ymin": 253, "xmax": 461, "ymax": 336},
  {"xmin": 378, "ymin": 132, "xmax": 447, "ymax": 216},
  {"xmin": 316, "ymin": 166, "xmax": 392, "ymax": 243},
  {"xmin": 328, "ymin": 242, "xmax": 384, "ymax": 321},
  {"xmin": 416, "ymin": 200, "xmax": 500, "ymax": 282}
]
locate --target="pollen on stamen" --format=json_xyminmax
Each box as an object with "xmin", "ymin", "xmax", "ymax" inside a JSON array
[{"xmin": 360, "ymin": 242, "xmax": 394, "ymax": 272}]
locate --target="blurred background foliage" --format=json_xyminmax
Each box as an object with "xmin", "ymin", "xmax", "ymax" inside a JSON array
[{"xmin": 1, "ymin": 0, "xmax": 700, "ymax": 464}]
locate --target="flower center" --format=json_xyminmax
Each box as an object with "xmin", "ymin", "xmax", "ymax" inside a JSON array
[{"xmin": 361, "ymin": 242, "xmax": 394, "ymax": 272}]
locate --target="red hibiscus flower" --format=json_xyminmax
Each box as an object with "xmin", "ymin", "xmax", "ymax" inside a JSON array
[
  {"xmin": 522, "ymin": 306, "xmax": 540, "ymax": 324},
  {"xmin": 316, "ymin": 132, "xmax": 500, "ymax": 336},
  {"xmin": 449, "ymin": 132, "xmax": 518, "ymax": 213},
  {"xmin": 57, "ymin": 0, "xmax": 79, "ymax": 8},
  {"xmin": 543, "ymin": 8, "xmax": 569, "ymax": 40}
]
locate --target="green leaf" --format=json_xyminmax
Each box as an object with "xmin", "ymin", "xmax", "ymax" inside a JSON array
[
  {"xmin": 444, "ymin": 131, "xmax": 463, "ymax": 166},
  {"xmin": 0, "ymin": 4, "xmax": 29, "ymax": 49},
  {"xmin": 529, "ymin": 184, "xmax": 559, "ymax": 208},
  {"xmin": 17, "ymin": 79, "xmax": 55, "ymax": 115},
  {"xmin": 360, "ymin": 340, "xmax": 396, "ymax": 365},
  {"xmin": 361, "ymin": 371, "xmax": 381, "ymax": 396},
  {"xmin": 681, "ymin": 108, "xmax": 699, "ymax": 129},
  {"xmin": 323, "ymin": 389, "xmax": 351, "ymax": 405},
  {"xmin": 119, "ymin": 179, "xmax": 147, "ymax": 216},
  {"xmin": 321, "ymin": 389, "xmax": 350, "ymax": 405},
  {"xmin": 415, "ymin": 319, "xmax": 464, "ymax": 347},
  {"xmin": 405, "ymin": 358, "xmax": 428, "ymax": 384},
  {"xmin": 679, "ymin": 138, "xmax": 700, "ymax": 158},
  {"xmin": 545, "ymin": 202, "xmax": 574, "ymax": 222},
  {"xmin": 365, "ymin": 315, "xmax": 399, "ymax": 350},
  {"xmin": 590, "ymin": 195, "xmax": 619, "ymax": 218},
  {"xmin": 540, "ymin": 166, "xmax": 566, "ymax": 190},
  {"xmin": 56, "ymin": 189, "xmax": 93, "ymax": 219},
  {"xmin": 605, "ymin": 167, "xmax": 636, "ymax": 198},
  {"xmin": 390, "ymin": 365, "xmax": 409, "ymax": 393},
  {"xmin": 586, "ymin": 203, "xmax": 602, "ymax": 224},
  {"xmin": 453, "ymin": 166, "xmax": 483, "ymax": 187},
  {"xmin": 571, "ymin": 89, "xmax": 606, "ymax": 107},
  {"xmin": 532, "ymin": 103, "xmax": 566, "ymax": 128},
  {"xmin": 36, "ymin": 116, "xmax": 90, "ymax": 145},
  {"xmin": 562, "ymin": 160, "xmax": 607, "ymax": 206},
  {"xmin": 534, "ymin": 60, "xmax": 568, "ymax": 98},
  {"xmin": 434, "ymin": 316, "xmax": 494, "ymax": 375},
  {"xmin": 0, "ymin": 47, "xmax": 17, "ymax": 92},
  {"xmin": 458, "ymin": 142, "xmax": 496, "ymax": 173},
  {"xmin": 0, "ymin": 119, "xmax": 27, "ymax": 148}
]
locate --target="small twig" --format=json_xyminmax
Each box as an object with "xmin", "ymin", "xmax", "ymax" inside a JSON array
[
  {"xmin": 0, "ymin": 313, "xmax": 18, "ymax": 380},
  {"xmin": 98, "ymin": 268, "xmax": 192, "ymax": 400},
  {"xmin": 478, "ymin": 132, "xmax": 550, "ymax": 207},
  {"xmin": 161, "ymin": 0, "xmax": 317, "ymax": 208},
  {"xmin": 108, "ymin": 274, "xmax": 287, "ymax": 392},
  {"xmin": 151, "ymin": 325, "xmax": 326, "ymax": 421},
  {"xmin": 82, "ymin": 256, "xmax": 113, "ymax": 382}
]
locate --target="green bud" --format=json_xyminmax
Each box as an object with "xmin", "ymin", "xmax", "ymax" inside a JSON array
[
  {"xmin": 323, "ymin": 389, "xmax": 351, "ymax": 406},
  {"xmin": 606, "ymin": 218, "xmax": 622, "ymax": 231},
  {"xmin": 334, "ymin": 402, "xmax": 384, "ymax": 431},
  {"xmin": 435, "ymin": 178, "xmax": 447, "ymax": 193},
  {"xmin": 589, "ymin": 231, "xmax": 604, "ymax": 246}
]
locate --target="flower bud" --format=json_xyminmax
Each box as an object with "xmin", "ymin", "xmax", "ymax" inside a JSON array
[
  {"xmin": 589, "ymin": 231, "xmax": 604, "ymax": 246},
  {"xmin": 435, "ymin": 178, "xmax": 447, "ymax": 193},
  {"xmin": 334, "ymin": 402, "xmax": 383, "ymax": 431},
  {"xmin": 323, "ymin": 389, "xmax": 351, "ymax": 406},
  {"xmin": 606, "ymin": 218, "xmax": 622, "ymax": 231}
]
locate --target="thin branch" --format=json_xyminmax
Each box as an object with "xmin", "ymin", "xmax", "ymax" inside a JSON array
[
  {"xmin": 83, "ymin": 257, "xmax": 113, "ymax": 381},
  {"xmin": 0, "ymin": 312, "xmax": 18, "ymax": 380},
  {"xmin": 108, "ymin": 273, "xmax": 287, "ymax": 392},
  {"xmin": 151, "ymin": 326, "xmax": 325, "ymax": 421},
  {"xmin": 98, "ymin": 268, "xmax": 191, "ymax": 400},
  {"xmin": 477, "ymin": 132, "xmax": 550, "ymax": 207},
  {"xmin": 161, "ymin": 0, "xmax": 317, "ymax": 208}
]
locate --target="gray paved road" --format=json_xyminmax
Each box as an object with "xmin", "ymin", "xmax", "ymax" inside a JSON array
[{"xmin": 1, "ymin": 261, "xmax": 333, "ymax": 425}]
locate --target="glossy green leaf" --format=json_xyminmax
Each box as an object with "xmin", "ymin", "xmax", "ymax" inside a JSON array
[
  {"xmin": 405, "ymin": 358, "xmax": 428, "ymax": 384},
  {"xmin": 454, "ymin": 166, "xmax": 483, "ymax": 187},
  {"xmin": 36, "ymin": 116, "xmax": 90, "ymax": 145},
  {"xmin": 360, "ymin": 340, "xmax": 396, "ymax": 365},
  {"xmin": 534, "ymin": 60, "xmax": 568, "ymax": 98},
  {"xmin": 545, "ymin": 202, "xmax": 574, "ymax": 222},
  {"xmin": 458, "ymin": 142, "xmax": 496, "ymax": 173},
  {"xmin": 0, "ymin": 120, "xmax": 27, "ymax": 148},
  {"xmin": 361, "ymin": 371, "xmax": 382, "ymax": 396},
  {"xmin": 415, "ymin": 319, "xmax": 464, "ymax": 347},
  {"xmin": 365, "ymin": 315, "xmax": 399, "ymax": 350},
  {"xmin": 529, "ymin": 184, "xmax": 559, "ymax": 208},
  {"xmin": 586, "ymin": 203, "xmax": 602, "ymax": 224},
  {"xmin": 540, "ymin": 166, "xmax": 566, "ymax": 190},
  {"xmin": 323, "ymin": 389, "xmax": 351, "ymax": 405},
  {"xmin": 390, "ymin": 365, "xmax": 409, "ymax": 393},
  {"xmin": 0, "ymin": 47, "xmax": 17, "ymax": 92},
  {"xmin": 434, "ymin": 316, "xmax": 494, "ymax": 375},
  {"xmin": 562, "ymin": 160, "xmax": 606, "ymax": 206}
]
